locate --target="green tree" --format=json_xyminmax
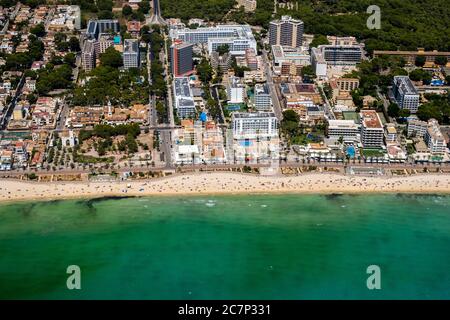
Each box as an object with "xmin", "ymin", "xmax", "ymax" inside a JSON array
[
  {"xmin": 409, "ymin": 69, "xmax": 432, "ymax": 84},
  {"xmin": 310, "ymin": 35, "xmax": 329, "ymax": 48},
  {"xmin": 415, "ymin": 56, "xmax": 426, "ymax": 67},
  {"xmin": 388, "ymin": 103, "xmax": 400, "ymax": 118},
  {"xmin": 100, "ymin": 47, "xmax": 123, "ymax": 68},
  {"xmin": 64, "ymin": 52, "xmax": 76, "ymax": 67},
  {"xmin": 30, "ymin": 23, "xmax": 45, "ymax": 37},
  {"xmin": 122, "ymin": 4, "xmax": 132, "ymax": 16},
  {"xmin": 216, "ymin": 44, "xmax": 229, "ymax": 55},
  {"xmin": 282, "ymin": 109, "xmax": 300, "ymax": 123},
  {"xmin": 398, "ymin": 109, "xmax": 411, "ymax": 118},
  {"xmin": 68, "ymin": 37, "xmax": 80, "ymax": 52},
  {"xmin": 435, "ymin": 56, "xmax": 448, "ymax": 66},
  {"xmin": 197, "ymin": 58, "xmax": 213, "ymax": 84}
]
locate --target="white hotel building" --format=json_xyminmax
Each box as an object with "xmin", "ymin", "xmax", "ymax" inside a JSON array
[
  {"xmin": 169, "ymin": 25, "xmax": 257, "ymax": 56},
  {"xmin": 392, "ymin": 76, "xmax": 420, "ymax": 114},
  {"xmin": 327, "ymin": 120, "xmax": 360, "ymax": 142},
  {"xmin": 360, "ymin": 110, "xmax": 384, "ymax": 148},
  {"xmin": 227, "ymin": 76, "xmax": 246, "ymax": 104},
  {"xmin": 232, "ymin": 112, "xmax": 278, "ymax": 140},
  {"xmin": 173, "ymin": 77, "xmax": 196, "ymax": 118},
  {"xmin": 425, "ymin": 119, "xmax": 446, "ymax": 155}
]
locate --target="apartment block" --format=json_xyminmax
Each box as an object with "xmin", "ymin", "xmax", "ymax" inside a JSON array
[
  {"xmin": 86, "ymin": 19, "xmax": 120, "ymax": 40},
  {"xmin": 227, "ymin": 76, "xmax": 246, "ymax": 104},
  {"xmin": 253, "ymin": 84, "xmax": 272, "ymax": 111},
  {"xmin": 123, "ymin": 39, "xmax": 140, "ymax": 69},
  {"xmin": 269, "ymin": 16, "xmax": 304, "ymax": 48},
  {"xmin": 232, "ymin": 112, "xmax": 278, "ymax": 140},
  {"xmin": 360, "ymin": 110, "xmax": 384, "ymax": 148},
  {"xmin": 425, "ymin": 119, "xmax": 446, "ymax": 154},
  {"xmin": 392, "ymin": 76, "xmax": 420, "ymax": 113},
  {"xmin": 170, "ymin": 25, "xmax": 257, "ymax": 56},
  {"xmin": 170, "ymin": 42, "xmax": 194, "ymax": 76},
  {"xmin": 327, "ymin": 120, "xmax": 360, "ymax": 141},
  {"xmin": 81, "ymin": 39, "xmax": 96, "ymax": 71},
  {"xmin": 174, "ymin": 77, "xmax": 196, "ymax": 118},
  {"xmin": 407, "ymin": 118, "xmax": 428, "ymax": 137},
  {"xmin": 236, "ymin": 0, "xmax": 257, "ymax": 12}
]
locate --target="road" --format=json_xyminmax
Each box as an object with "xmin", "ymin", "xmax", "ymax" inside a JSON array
[
  {"xmin": 317, "ymin": 81, "xmax": 336, "ymax": 120},
  {"xmin": 161, "ymin": 33, "xmax": 174, "ymax": 127},
  {"xmin": 376, "ymin": 85, "xmax": 391, "ymax": 122},
  {"xmin": 261, "ymin": 49, "xmax": 283, "ymax": 121},
  {"xmin": 158, "ymin": 129, "xmax": 173, "ymax": 168},
  {"xmin": 0, "ymin": 75, "xmax": 25, "ymax": 130},
  {"xmin": 210, "ymin": 84, "xmax": 226, "ymax": 124},
  {"xmin": 55, "ymin": 96, "xmax": 70, "ymax": 131},
  {"xmin": 148, "ymin": 0, "xmax": 166, "ymax": 25},
  {"xmin": 146, "ymin": 43, "xmax": 159, "ymax": 127},
  {"xmin": 1, "ymin": 160, "xmax": 448, "ymax": 177}
]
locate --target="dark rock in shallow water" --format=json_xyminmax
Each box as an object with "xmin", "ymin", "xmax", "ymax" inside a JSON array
[
  {"xmin": 78, "ymin": 196, "xmax": 135, "ymax": 213},
  {"xmin": 325, "ymin": 193, "xmax": 344, "ymax": 200}
]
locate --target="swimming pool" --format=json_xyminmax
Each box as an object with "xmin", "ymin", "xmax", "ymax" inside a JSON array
[
  {"xmin": 240, "ymin": 140, "xmax": 253, "ymax": 147},
  {"xmin": 346, "ymin": 146, "xmax": 356, "ymax": 158}
]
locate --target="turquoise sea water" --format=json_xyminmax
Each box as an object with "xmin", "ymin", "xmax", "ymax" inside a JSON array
[{"xmin": 0, "ymin": 194, "xmax": 449, "ymax": 299}]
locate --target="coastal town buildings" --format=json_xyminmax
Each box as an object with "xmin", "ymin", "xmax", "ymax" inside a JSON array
[
  {"xmin": 232, "ymin": 112, "xmax": 278, "ymax": 140},
  {"xmin": 392, "ymin": 76, "xmax": 420, "ymax": 113},
  {"xmin": 227, "ymin": 76, "xmax": 246, "ymax": 104},
  {"xmin": 211, "ymin": 51, "xmax": 232, "ymax": 73},
  {"xmin": 169, "ymin": 25, "xmax": 257, "ymax": 56},
  {"xmin": 86, "ymin": 19, "xmax": 120, "ymax": 39},
  {"xmin": 173, "ymin": 119, "xmax": 226, "ymax": 164},
  {"xmin": 312, "ymin": 44, "xmax": 363, "ymax": 67},
  {"xmin": 0, "ymin": 1, "xmax": 448, "ymax": 177},
  {"xmin": 173, "ymin": 77, "xmax": 197, "ymax": 119},
  {"xmin": 82, "ymin": 39, "xmax": 96, "ymax": 71},
  {"xmin": 360, "ymin": 110, "xmax": 384, "ymax": 148},
  {"xmin": 407, "ymin": 118, "xmax": 428, "ymax": 138},
  {"xmin": 229, "ymin": 112, "xmax": 279, "ymax": 163},
  {"xmin": 269, "ymin": 16, "xmax": 304, "ymax": 48},
  {"xmin": 271, "ymin": 45, "xmax": 310, "ymax": 76},
  {"xmin": 170, "ymin": 41, "xmax": 194, "ymax": 76},
  {"xmin": 123, "ymin": 39, "xmax": 140, "ymax": 69},
  {"xmin": 327, "ymin": 120, "xmax": 360, "ymax": 142},
  {"xmin": 425, "ymin": 119, "xmax": 446, "ymax": 155},
  {"xmin": 253, "ymin": 84, "xmax": 272, "ymax": 111}
]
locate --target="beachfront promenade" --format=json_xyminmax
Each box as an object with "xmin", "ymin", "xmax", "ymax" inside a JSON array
[{"xmin": 0, "ymin": 160, "xmax": 448, "ymax": 178}]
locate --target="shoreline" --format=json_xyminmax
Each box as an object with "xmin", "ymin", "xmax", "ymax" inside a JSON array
[{"xmin": 1, "ymin": 172, "xmax": 450, "ymax": 203}]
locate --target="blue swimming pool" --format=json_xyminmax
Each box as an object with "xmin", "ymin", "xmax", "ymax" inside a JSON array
[
  {"xmin": 240, "ymin": 140, "xmax": 253, "ymax": 147},
  {"xmin": 346, "ymin": 146, "xmax": 356, "ymax": 158}
]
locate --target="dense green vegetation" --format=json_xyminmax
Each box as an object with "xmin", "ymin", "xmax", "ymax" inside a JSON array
[
  {"xmin": 281, "ymin": 110, "xmax": 325, "ymax": 145},
  {"xmin": 77, "ymin": 124, "xmax": 141, "ymax": 157},
  {"xmin": 148, "ymin": 25, "xmax": 167, "ymax": 98},
  {"xmin": 160, "ymin": 0, "xmax": 236, "ymax": 22},
  {"xmin": 277, "ymin": 0, "xmax": 450, "ymax": 53},
  {"xmin": 0, "ymin": 0, "xmax": 45, "ymax": 8},
  {"xmin": 177, "ymin": 0, "xmax": 450, "ymax": 54},
  {"xmin": 36, "ymin": 63, "xmax": 73, "ymax": 94},
  {"xmin": 4, "ymin": 35, "xmax": 44, "ymax": 71},
  {"xmin": 417, "ymin": 93, "xmax": 450, "ymax": 125},
  {"xmin": 345, "ymin": 55, "xmax": 408, "ymax": 108},
  {"xmin": 72, "ymin": 66, "xmax": 148, "ymax": 106},
  {"xmin": 100, "ymin": 47, "xmax": 123, "ymax": 68},
  {"xmin": 196, "ymin": 58, "xmax": 213, "ymax": 84}
]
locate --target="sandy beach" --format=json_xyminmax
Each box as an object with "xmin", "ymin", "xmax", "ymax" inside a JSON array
[{"xmin": 0, "ymin": 172, "xmax": 450, "ymax": 203}]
